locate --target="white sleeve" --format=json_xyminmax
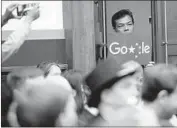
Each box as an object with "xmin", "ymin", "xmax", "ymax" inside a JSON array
[
  {"xmin": 170, "ymin": 115, "xmax": 177, "ymax": 126},
  {"xmin": 2, "ymin": 20, "xmax": 32, "ymax": 63},
  {"xmin": 7, "ymin": 102, "xmax": 20, "ymax": 127}
]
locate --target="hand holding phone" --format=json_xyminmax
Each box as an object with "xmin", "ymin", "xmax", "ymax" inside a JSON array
[
  {"xmin": 17, "ymin": 3, "xmax": 39, "ymax": 17},
  {"xmin": 4, "ymin": 3, "xmax": 22, "ymax": 20},
  {"xmin": 24, "ymin": 5, "xmax": 40, "ymax": 22}
]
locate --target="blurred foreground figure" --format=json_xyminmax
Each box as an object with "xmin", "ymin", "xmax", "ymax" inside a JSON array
[
  {"xmin": 84, "ymin": 57, "xmax": 151, "ymax": 126},
  {"xmin": 1, "ymin": 67, "xmax": 44, "ymax": 127},
  {"xmin": 2, "ymin": 3, "xmax": 22, "ymax": 27},
  {"xmin": 2, "ymin": 4, "xmax": 40, "ymax": 63},
  {"xmin": 6, "ymin": 67, "xmax": 44, "ymax": 91},
  {"xmin": 62, "ymin": 69, "xmax": 98, "ymax": 126},
  {"xmin": 142, "ymin": 64, "xmax": 177, "ymax": 126},
  {"xmin": 6, "ymin": 68, "xmax": 78, "ymax": 127}
]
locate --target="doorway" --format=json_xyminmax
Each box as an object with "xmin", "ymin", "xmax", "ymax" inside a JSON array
[{"xmin": 154, "ymin": 1, "xmax": 177, "ymax": 65}]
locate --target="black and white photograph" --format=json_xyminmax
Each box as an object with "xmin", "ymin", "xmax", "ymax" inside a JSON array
[{"xmin": 1, "ymin": 0, "xmax": 177, "ymax": 127}]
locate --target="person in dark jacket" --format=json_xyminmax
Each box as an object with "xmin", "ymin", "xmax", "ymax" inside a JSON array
[
  {"xmin": 141, "ymin": 64, "xmax": 177, "ymax": 126},
  {"xmin": 84, "ymin": 57, "xmax": 144, "ymax": 126}
]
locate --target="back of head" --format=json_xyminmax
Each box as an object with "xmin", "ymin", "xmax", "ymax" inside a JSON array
[
  {"xmin": 142, "ymin": 64, "xmax": 177, "ymax": 102},
  {"xmin": 15, "ymin": 76, "xmax": 73, "ymax": 127},
  {"xmin": 37, "ymin": 61, "xmax": 61, "ymax": 76},
  {"xmin": 6, "ymin": 67, "xmax": 44, "ymax": 90}
]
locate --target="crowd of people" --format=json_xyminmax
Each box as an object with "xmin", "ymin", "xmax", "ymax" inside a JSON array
[{"xmin": 1, "ymin": 3, "xmax": 177, "ymax": 127}]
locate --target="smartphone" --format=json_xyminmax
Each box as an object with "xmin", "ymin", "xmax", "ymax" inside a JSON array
[{"xmin": 16, "ymin": 3, "xmax": 38, "ymax": 16}]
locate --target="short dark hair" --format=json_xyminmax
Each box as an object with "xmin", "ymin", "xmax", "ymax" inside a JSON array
[
  {"xmin": 88, "ymin": 72, "xmax": 135, "ymax": 108},
  {"xmin": 141, "ymin": 64, "xmax": 177, "ymax": 102},
  {"xmin": 37, "ymin": 61, "xmax": 61, "ymax": 77},
  {"xmin": 111, "ymin": 9, "xmax": 134, "ymax": 31}
]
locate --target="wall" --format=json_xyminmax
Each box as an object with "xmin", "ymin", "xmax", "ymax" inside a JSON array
[
  {"xmin": 155, "ymin": 1, "xmax": 177, "ymax": 65},
  {"xmin": 2, "ymin": 39, "xmax": 66, "ymax": 67},
  {"xmin": 63, "ymin": 1, "xmax": 96, "ymax": 75},
  {"xmin": 2, "ymin": 1, "xmax": 63, "ymax": 30},
  {"xmin": 166, "ymin": 1, "xmax": 177, "ymax": 65}
]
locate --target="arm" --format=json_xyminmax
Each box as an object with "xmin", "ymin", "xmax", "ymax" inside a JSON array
[
  {"xmin": 2, "ymin": 18, "xmax": 32, "ymax": 63},
  {"xmin": 2, "ymin": 15, "xmax": 9, "ymax": 27},
  {"xmin": 2, "ymin": 6, "xmax": 40, "ymax": 63},
  {"xmin": 1, "ymin": 3, "xmax": 22, "ymax": 27},
  {"xmin": 7, "ymin": 101, "xmax": 20, "ymax": 127}
]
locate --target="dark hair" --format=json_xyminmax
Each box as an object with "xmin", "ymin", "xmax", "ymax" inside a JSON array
[
  {"xmin": 6, "ymin": 67, "xmax": 44, "ymax": 90},
  {"xmin": 37, "ymin": 61, "xmax": 61, "ymax": 77},
  {"xmin": 88, "ymin": 71, "xmax": 135, "ymax": 108},
  {"xmin": 111, "ymin": 9, "xmax": 134, "ymax": 31},
  {"xmin": 142, "ymin": 64, "xmax": 177, "ymax": 102}
]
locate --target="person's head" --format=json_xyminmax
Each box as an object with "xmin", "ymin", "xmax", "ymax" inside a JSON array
[
  {"xmin": 108, "ymin": 61, "xmax": 143, "ymax": 106},
  {"xmin": 142, "ymin": 64, "xmax": 177, "ymax": 119},
  {"xmin": 8, "ymin": 74, "xmax": 78, "ymax": 127},
  {"xmin": 6, "ymin": 67, "xmax": 45, "ymax": 91},
  {"xmin": 37, "ymin": 61, "xmax": 62, "ymax": 76},
  {"xmin": 85, "ymin": 58, "xmax": 140, "ymax": 109},
  {"xmin": 112, "ymin": 9, "xmax": 134, "ymax": 34}
]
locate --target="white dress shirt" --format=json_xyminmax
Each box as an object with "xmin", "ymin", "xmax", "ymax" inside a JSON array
[{"xmin": 2, "ymin": 18, "xmax": 32, "ymax": 63}]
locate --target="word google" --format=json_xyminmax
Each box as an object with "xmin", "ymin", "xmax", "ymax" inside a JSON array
[{"xmin": 109, "ymin": 42, "xmax": 150, "ymax": 56}]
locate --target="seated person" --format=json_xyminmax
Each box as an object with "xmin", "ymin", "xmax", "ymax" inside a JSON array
[
  {"xmin": 141, "ymin": 64, "xmax": 177, "ymax": 126},
  {"xmin": 1, "ymin": 67, "xmax": 44, "ymax": 127},
  {"xmin": 84, "ymin": 57, "xmax": 150, "ymax": 126},
  {"xmin": 37, "ymin": 61, "xmax": 62, "ymax": 76},
  {"xmin": 7, "ymin": 67, "xmax": 78, "ymax": 127}
]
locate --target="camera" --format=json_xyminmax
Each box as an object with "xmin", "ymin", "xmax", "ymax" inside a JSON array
[{"xmin": 17, "ymin": 3, "xmax": 38, "ymax": 16}]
